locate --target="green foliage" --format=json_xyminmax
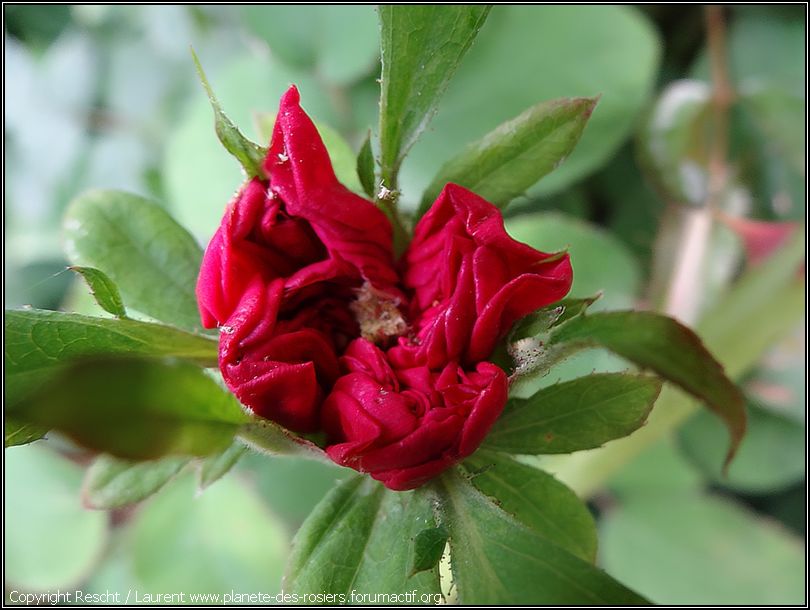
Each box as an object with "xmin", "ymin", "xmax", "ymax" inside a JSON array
[
  {"xmin": 549, "ymin": 311, "xmax": 747, "ymax": 467},
  {"xmin": 285, "ymin": 476, "xmax": 441, "ymax": 600},
  {"xmin": 463, "ymin": 452, "xmax": 597, "ymax": 562},
  {"xmin": 378, "ymin": 5, "xmax": 491, "ymax": 184},
  {"xmin": 9, "ymin": 358, "xmax": 248, "ymax": 461},
  {"xmin": 239, "ymin": 418, "xmax": 329, "ymax": 462},
  {"xmin": 192, "ymin": 49, "xmax": 266, "ymax": 178},
  {"xmin": 409, "ymin": 526, "xmax": 448, "ymax": 576},
  {"xmin": 356, "ymin": 131, "xmax": 376, "ymax": 198},
  {"xmin": 4, "ymin": 6, "xmax": 805, "ymax": 606},
  {"xmin": 83, "ymin": 455, "xmax": 190, "ymax": 510},
  {"xmin": 402, "ymin": 6, "xmax": 660, "ymax": 203},
  {"xmin": 678, "ymin": 401, "xmax": 805, "ymax": 493},
  {"xmin": 5, "ymin": 5, "xmax": 72, "ymax": 48},
  {"xmin": 484, "ymin": 374, "xmax": 662, "ymax": 454},
  {"xmin": 438, "ymin": 471, "xmax": 647, "ymax": 604},
  {"xmin": 608, "ymin": 438, "xmax": 704, "ymax": 498},
  {"xmin": 689, "ymin": 10, "xmax": 805, "ymax": 221},
  {"xmin": 4, "ymin": 419, "xmax": 48, "ymax": 448},
  {"xmin": 5, "ymin": 309, "xmax": 218, "ymax": 409},
  {"xmin": 197, "ymin": 442, "xmax": 249, "ymax": 491},
  {"xmin": 420, "ymin": 96, "xmax": 598, "ymax": 212},
  {"xmin": 63, "ymin": 190, "xmax": 205, "ymax": 332},
  {"xmin": 698, "ymin": 228, "xmax": 805, "ymax": 377},
  {"xmin": 68, "ymin": 266, "xmax": 127, "ymax": 317}
]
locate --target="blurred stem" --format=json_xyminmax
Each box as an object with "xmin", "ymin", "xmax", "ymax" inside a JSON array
[
  {"xmin": 547, "ymin": 8, "xmax": 807, "ymax": 497},
  {"xmin": 651, "ymin": 6, "xmax": 735, "ymax": 323},
  {"xmin": 703, "ymin": 5, "xmax": 734, "ymax": 228},
  {"xmin": 656, "ymin": 206, "xmax": 714, "ymax": 324}
]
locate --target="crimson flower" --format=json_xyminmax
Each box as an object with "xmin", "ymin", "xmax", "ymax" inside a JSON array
[{"xmin": 197, "ymin": 86, "xmax": 573, "ymax": 490}]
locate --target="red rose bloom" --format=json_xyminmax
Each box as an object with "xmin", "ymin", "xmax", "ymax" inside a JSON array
[
  {"xmin": 197, "ymin": 86, "xmax": 573, "ymax": 489},
  {"xmin": 321, "ymin": 184, "xmax": 572, "ymax": 490},
  {"xmin": 322, "ymin": 339, "xmax": 508, "ymax": 490},
  {"xmin": 196, "ymin": 86, "xmax": 398, "ymax": 432},
  {"xmin": 393, "ymin": 184, "xmax": 573, "ymax": 368}
]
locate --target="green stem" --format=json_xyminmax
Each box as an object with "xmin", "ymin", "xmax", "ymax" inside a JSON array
[
  {"xmin": 374, "ymin": 159, "xmax": 411, "ymax": 256},
  {"xmin": 376, "ymin": 194, "xmax": 410, "ymax": 258}
]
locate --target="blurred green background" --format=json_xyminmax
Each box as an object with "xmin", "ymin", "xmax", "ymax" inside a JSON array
[{"xmin": 4, "ymin": 5, "xmax": 805, "ymax": 604}]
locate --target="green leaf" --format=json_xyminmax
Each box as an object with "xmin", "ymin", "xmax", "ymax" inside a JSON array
[
  {"xmin": 5, "ymin": 444, "xmax": 108, "ymax": 590},
  {"xmin": 130, "ymin": 473, "xmax": 288, "ymax": 595},
  {"xmin": 420, "ymin": 96, "xmax": 598, "ymax": 213},
  {"xmin": 239, "ymin": 418, "xmax": 330, "ymax": 463},
  {"xmin": 197, "ymin": 442, "xmax": 249, "ymax": 491},
  {"xmin": 4, "ymin": 418, "xmax": 47, "ymax": 447},
  {"xmin": 505, "ymin": 212, "xmax": 642, "ymax": 311},
  {"xmin": 550, "ymin": 311, "xmax": 747, "ymax": 468},
  {"xmin": 438, "ymin": 470, "xmax": 647, "ymax": 604},
  {"xmin": 68, "ymin": 266, "xmax": 127, "ymax": 317},
  {"xmin": 378, "ymin": 5, "xmax": 491, "ymax": 184},
  {"xmin": 241, "ymin": 6, "xmax": 379, "ymax": 85},
  {"xmin": 5, "ymin": 309, "xmax": 218, "ymax": 406},
  {"xmin": 678, "ymin": 401, "xmax": 805, "ymax": 493},
  {"xmin": 9, "ymin": 358, "xmax": 248, "ymax": 461},
  {"xmin": 496, "ymin": 295, "xmax": 601, "ymax": 379},
  {"xmin": 515, "ymin": 296, "xmax": 600, "ymax": 338},
  {"xmin": 357, "ymin": 131, "xmax": 376, "ymax": 198},
  {"xmin": 63, "ymin": 190, "xmax": 205, "ymax": 333},
  {"xmin": 463, "ymin": 451, "xmax": 597, "ymax": 562},
  {"xmin": 82, "ymin": 455, "xmax": 190, "ymax": 510},
  {"xmin": 600, "ymin": 493, "xmax": 805, "ymax": 604},
  {"xmin": 484, "ymin": 374, "xmax": 662, "ymax": 455},
  {"xmin": 409, "ymin": 526, "xmax": 448, "ymax": 576},
  {"xmin": 401, "ymin": 6, "xmax": 660, "ymax": 203},
  {"xmin": 285, "ymin": 476, "xmax": 441, "ymax": 600},
  {"xmin": 191, "ymin": 49, "xmax": 265, "ymax": 178}
]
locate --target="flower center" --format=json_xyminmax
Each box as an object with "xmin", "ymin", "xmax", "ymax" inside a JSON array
[{"xmin": 350, "ymin": 282, "xmax": 409, "ymax": 345}]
